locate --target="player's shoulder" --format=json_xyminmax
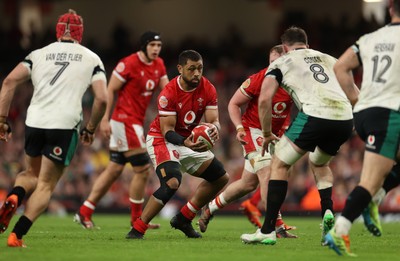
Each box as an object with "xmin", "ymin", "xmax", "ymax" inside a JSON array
[
  {"xmin": 358, "ymin": 25, "xmax": 392, "ymax": 44},
  {"xmin": 29, "ymin": 42, "xmax": 60, "ymax": 56},
  {"xmin": 303, "ymin": 48, "xmax": 336, "ymax": 63},
  {"xmin": 200, "ymin": 76, "xmax": 216, "ymax": 89},
  {"xmin": 119, "ymin": 52, "xmax": 139, "ymax": 65},
  {"xmin": 80, "ymin": 45, "xmax": 103, "ymax": 60},
  {"xmin": 30, "ymin": 42, "xmax": 101, "ymax": 60},
  {"xmin": 162, "ymin": 76, "xmax": 179, "ymax": 92}
]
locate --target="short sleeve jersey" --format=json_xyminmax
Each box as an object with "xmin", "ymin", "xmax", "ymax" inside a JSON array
[
  {"xmin": 23, "ymin": 41, "xmax": 106, "ymax": 129},
  {"xmin": 111, "ymin": 52, "xmax": 167, "ymax": 125},
  {"xmin": 352, "ymin": 23, "xmax": 400, "ymax": 113},
  {"xmin": 239, "ymin": 67, "xmax": 293, "ymax": 136},
  {"xmin": 148, "ymin": 76, "xmax": 218, "ymax": 138},
  {"xmin": 266, "ymin": 48, "xmax": 353, "ymax": 120}
]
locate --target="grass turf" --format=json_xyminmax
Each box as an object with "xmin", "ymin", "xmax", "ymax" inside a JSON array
[{"xmin": 1, "ymin": 214, "xmax": 399, "ymax": 261}]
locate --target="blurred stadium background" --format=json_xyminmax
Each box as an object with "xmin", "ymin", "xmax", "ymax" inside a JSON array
[{"xmin": 0, "ymin": 0, "xmax": 399, "ymax": 219}]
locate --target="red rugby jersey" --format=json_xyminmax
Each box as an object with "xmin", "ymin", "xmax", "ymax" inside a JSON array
[
  {"xmin": 240, "ymin": 67, "xmax": 293, "ymax": 136},
  {"xmin": 111, "ymin": 52, "xmax": 167, "ymax": 125},
  {"xmin": 148, "ymin": 76, "xmax": 218, "ymax": 138}
]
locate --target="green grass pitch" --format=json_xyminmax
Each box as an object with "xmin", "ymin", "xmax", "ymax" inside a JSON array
[{"xmin": 1, "ymin": 214, "xmax": 399, "ymax": 260}]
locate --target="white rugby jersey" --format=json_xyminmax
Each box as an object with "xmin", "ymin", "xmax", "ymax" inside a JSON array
[
  {"xmin": 352, "ymin": 23, "xmax": 400, "ymax": 113},
  {"xmin": 266, "ymin": 48, "xmax": 353, "ymax": 120},
  {"xmin": 23, "ymin": 41, "xmax": 106, "ymax": 129}
]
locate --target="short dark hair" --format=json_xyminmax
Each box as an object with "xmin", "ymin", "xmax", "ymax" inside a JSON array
[
  {"xmin": 178, "ymin": 50, "xmax": 202, "ymax": 66},
  {"xmin": 280, "ymin": 26, "xmax": 308, "ymax": 46}
]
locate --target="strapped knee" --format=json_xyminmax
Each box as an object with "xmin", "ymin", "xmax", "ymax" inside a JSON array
[
  {"xmin": 201, "ymin": 157, "xmax": 227, "ymax": 182},
  {"xmin": 153, "ymin": 161, "xmax": 182, "ymax": 205}
]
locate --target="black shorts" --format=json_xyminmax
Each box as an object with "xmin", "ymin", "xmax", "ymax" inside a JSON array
[
  {"xmin": 25, "ymin": 126, "xmax": 79, "ymax": 166},
  {"xmin": 354, "ymin": 108, "xmax": 400, "ymax": 160},
  {"xmin": 285, "ymin": 111, "xmax": 353, "ymax": 156}
]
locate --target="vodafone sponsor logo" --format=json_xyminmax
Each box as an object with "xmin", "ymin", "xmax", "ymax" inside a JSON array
[
  {"xmin": 273, "ymin": 102, "xmax": 287, "ymax": 114},
  {"xmin": 50, "ymin": 146, "xmax": 63, "ymax": 161},
  {"xmin": 173, "ymin": 150, "xmax": 180, "ymax": 159},
  {"xmin": 366, "ymin": 135, "xmax": 376, "ymax": 150},
  {"xmin": 145, "ymin": 79, "xmax": 156, "ymax": 91},
  {"xmin": 184, "ymin": 111, "xmax": 196, "ymax": 124},
  {"xmin": 53, "ymin": 147, "xmax": 62, "ymax": 156}
]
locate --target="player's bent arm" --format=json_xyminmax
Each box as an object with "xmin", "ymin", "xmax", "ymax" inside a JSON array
[
  {"xmin": 86, "ymin": 79, "xmax": 108, "ymax": 133},
  {"xmin": 228, "ymin": 88, "xmax": 251, "ymax": 131},
  {"xmin": 258, "ymin": 76, "xmax": 278, "ymax": 137},
  {"xmin": 334, "ymin": 47, "xmax": 360, "ymax": 107},
  {"xmin": 0, "ymin": 63, "xmax": 30, "ymax": 117},
  {"xmin": 160, "ymin": 114, "xmax": 185, "ymax": 145}
]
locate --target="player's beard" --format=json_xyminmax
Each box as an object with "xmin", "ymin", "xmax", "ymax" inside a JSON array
[{"xmin": 182, "ymin": 75, "xmax": 200, "ymax": 89}]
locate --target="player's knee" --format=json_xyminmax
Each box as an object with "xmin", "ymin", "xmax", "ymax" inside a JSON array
[
  {"xmin": 153, "ymin": 182, "xmax": 178, "ymax": 205},
  {"xmin": 104, "ymin": 163, "xmax": 124, "ymax": 180},
  {"xmin": 132, "ymin": 164, "xmax": 151, "ymax": 175},
  {"xmin": 243, "ymin": 178, "xmax": 259, "ymax": 191},
  {"xmin": 165, "ymin": 177, "xmax": 180, "ymax": 190},
  {"xmin": 153, "ymin": 162, "xmax": 182, "ymax": 205},
  {"xmin": 316, "ymin": 179, "xmax": 333, "ymax": 190},
  {"xmin": 201, "ymin": 157, "xmax": 229, "ymax": 184}
]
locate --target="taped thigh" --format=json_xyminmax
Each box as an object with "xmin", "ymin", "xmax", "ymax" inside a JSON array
[{"xmin": 274, "ymin": 136, "xmax": 304, "ymax": 165}]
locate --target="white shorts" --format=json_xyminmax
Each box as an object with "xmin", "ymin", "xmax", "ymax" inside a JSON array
[
  {"xmin": 109, "ymin": 119, "xmax": 146, "ymax": 152},
  {"xmin": 244, "ymin": 151, "xmax": 272, "ymax": 174},
  {"xmin": 240, "ymin": 127, "xmax": 272, "ymax": 173},
  {"xmin": 146, "ymin": 135, "xmax": 214, "ymax": 175}
]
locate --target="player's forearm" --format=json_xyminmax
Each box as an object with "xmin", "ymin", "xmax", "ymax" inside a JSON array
[
  {"xmin": 87, "ymin": 98, "xmax": 107, "ymax": 132},
  {"xmin": 336, "ymin": 70, "xmax": 359, "ymax": 106},
  {"xmin": 102, "ymin": 89, "xmax": 115, "ymax": 121},
  {"xmin": 0, "ymin": 79, "xmax": 18, "ymax": 118},
  {"xmin": 258, "ymin": 99, "xmax": 272, "ymax": 136},
  {"xmin": 228, "ymin": 103, "xmax": 243, "ymax": 130}
]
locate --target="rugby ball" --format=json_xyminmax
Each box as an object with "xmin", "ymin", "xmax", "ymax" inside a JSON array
[{"xmin": 191, "ymin": 125, "xmax": 214, "ymax": 149}]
